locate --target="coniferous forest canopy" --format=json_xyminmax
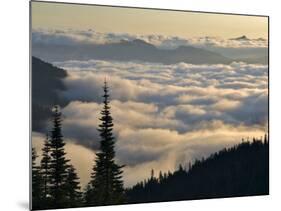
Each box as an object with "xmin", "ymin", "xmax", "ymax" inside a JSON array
[{"xmin": 31, "ymin": 2, "xmax": 269, "ymax": 210}]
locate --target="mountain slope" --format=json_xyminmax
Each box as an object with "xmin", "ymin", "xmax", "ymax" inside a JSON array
[
  {"xmin": 33, "ymin": 39, "xmax": 232, "ymax": 64},
  {"xmin": 126, "ymin": 139, "xmax": 269, "ymax": 203},
  {"xmin": 32, "ymin": 56, "xmax": 68, "ymax": 132}
]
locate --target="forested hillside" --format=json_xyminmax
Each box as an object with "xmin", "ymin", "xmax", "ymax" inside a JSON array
[
  {"xmin": 32, "ymin": 56, "xmax": 68, "ymax": 131},
  {"xmin": 126, "ymin": 138, "xmax": 269, "ymax": 203}
]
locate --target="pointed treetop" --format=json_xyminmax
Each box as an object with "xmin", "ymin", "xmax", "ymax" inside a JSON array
[
  {"xmin": 102, "ymin": 77, "xmax": 110, "ymax": 103},
  {"xmin": 104, "ymin": 77, "xmax": 108, "ymax": 90},
  {"xmin": 264, "ymin": 133, "xmax": 268, "ymax": 143},
  {"xmin": 151, "ymin": 169, "xmax": 154, "ymax": 179},
  {"xmin": 178, "ymin": 164, "xmax": 183, "ymax": 171}
]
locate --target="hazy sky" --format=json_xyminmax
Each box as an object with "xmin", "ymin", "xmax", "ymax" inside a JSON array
[{"xmin": 32, "ymin": 1, "xmax": 268, "ymax": 39}]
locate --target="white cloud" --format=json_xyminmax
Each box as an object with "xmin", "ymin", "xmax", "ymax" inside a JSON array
[{"xmin": 56, "ymin": 60, "xmax": 268, "ymax": 128}]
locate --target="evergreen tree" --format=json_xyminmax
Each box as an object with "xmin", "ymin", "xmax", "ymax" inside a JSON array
[
  {"xmin": 150, "ymin": 169, "xmax": 155, "ymax": 179},
  {"xmin": 264, "ymin": 134, "xmax": 268, "ymax": 144},
  {"xmin": 178, "ymin": 164, "xmax": 184, "ymax": 171},
  {"xmin": 159, "ymin": 171, "xmax": 164, "ymax": 183},
  {"xmin": 87, "ymin": 80, "xmax": 125, "ymax": 206},
  {"xmin": 40, "ymin": 133, "xmax": 52, "ymax": 205},
  {"xmin": 48, "ymin": 105, "xmax": 70, "ymax": 208},
  {"xmin": 32, "ymin": 147, "xmax": 43, "ymax": 209},
  {"xmin": 65, "ymin": 165, "xmax": 82, "ymax": 207},
  {"xmin": 163, "ymin": 172, "xmax": 168, "ymax": 180}
]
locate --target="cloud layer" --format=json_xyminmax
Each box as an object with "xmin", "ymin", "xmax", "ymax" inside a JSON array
[
  {"xmin": 43, "ymin": 60, "xmax": 268, "ymax": 186},
  {"xmin": 33, "ymin": 28, "xmax": 268, "ymax": 49},
  {"xmin": 33, "ymin": 58, "xmax": 268, "ymax": 187}
]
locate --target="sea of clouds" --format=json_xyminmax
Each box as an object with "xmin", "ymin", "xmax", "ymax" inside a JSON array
[{"xmin": 32, "ymin": 59, "xmax": 268, "ymax": 187}]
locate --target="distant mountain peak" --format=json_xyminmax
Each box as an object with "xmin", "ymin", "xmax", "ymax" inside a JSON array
[
  {"xmin": 131, "ymin": 39, "xmax": 154, "ymax": 47},
  {"xmin": 255, "ymin": 37, "xmax": 267, "ymax": 41},
  {"xmin": 230, "ymin": 35, "xmax": 250, "ymax": 41}
]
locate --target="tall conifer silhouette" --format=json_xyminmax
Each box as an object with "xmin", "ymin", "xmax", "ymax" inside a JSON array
[
  {"xmin": 86, "ymin": 79, "xmax": 125, "ymax": 205},
  {"xmin": 65, "ymin": 165, "xmax": 82, "ymax": 207},
  {"xmin": 40, "ymin": 133, "xmax": 52, "ymax": 206},
  {"xmin": 49, "ymin": 105, "xmax": 70, "ymax": 208}
]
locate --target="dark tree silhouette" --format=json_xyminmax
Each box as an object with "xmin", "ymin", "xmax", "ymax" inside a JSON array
[
  {"xmin": 32, "ymin": 147, "xmax": 43, "ymax": 209},
  {"xmin": 48, "ymin": 105, "xmax": 70, "ymax": 208},
  {"xmin": 32, "ymin": 105, "xmax": 83, "ymax": 210},
  {"xmin": 159, "ymin": 171, "xmax": 164, "ymax": 183},
  {"xmin": 40, "ymin": 133, "xmax": 52, "ymax": 206},
  {"xmin": 86, "ymin": 80, "xmax": 125, "ymax": 206},
  {"xmin": 65, "ymin": 165, "xmax": 82, "ymax": 207},
  {"xmin": 83, "ymin": 183, "xmax": 93, "ymax": 205}
]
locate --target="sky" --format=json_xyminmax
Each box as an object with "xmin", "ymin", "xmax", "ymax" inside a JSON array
[
  {"xmin": 31, "ymin": 1, "xmax": 268, "ymax": 188},
  {"xmin": 32, "ymin": 1, "xmax": 268, "ymax": 39}
]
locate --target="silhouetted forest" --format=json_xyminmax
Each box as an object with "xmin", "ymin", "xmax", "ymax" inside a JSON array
[
  {"xmin": 32, "ymin": 80, "xmax": 269, "ymax": 210},
  {"xmin": 32, "ymin": 81, "xmax": 125, "ymax": 210},
  {"xmin": 126, "ymin": 137, "xmax": 269, "ymax": 203}
]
